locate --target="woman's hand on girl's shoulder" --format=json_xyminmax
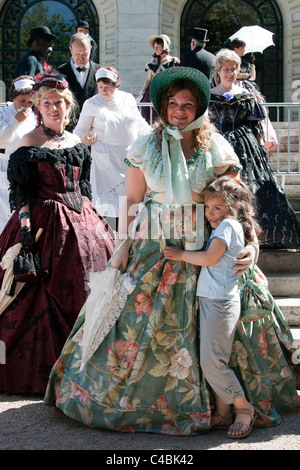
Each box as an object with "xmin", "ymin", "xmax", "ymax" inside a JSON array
[{"xmin": 233, "ymin": 244, "xmax": 256, "ymax": 276}]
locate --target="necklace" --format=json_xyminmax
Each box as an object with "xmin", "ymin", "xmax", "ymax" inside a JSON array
[
  {"xmin": 41, "ymin": 123, "xmax": 66, "ymax": 142},
  {"xmin": 218, "ymin": 84, "xmax": 233, "ymax": 94}
]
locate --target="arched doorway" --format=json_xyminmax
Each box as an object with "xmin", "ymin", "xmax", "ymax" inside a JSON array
[
  {"xmin": 0, "ymin": 0, "xmax": 99, "ymax": 93},
  {"xmin": 180, "ymin": 0, "xmax": 283, "ymax": 104}
]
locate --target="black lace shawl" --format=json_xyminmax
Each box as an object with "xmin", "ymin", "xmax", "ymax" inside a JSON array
[{"xmin": 7, "ymin": 143, "xmax": 92, "ymax": 212}]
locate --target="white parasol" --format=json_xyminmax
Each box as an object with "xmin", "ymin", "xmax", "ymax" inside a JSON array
[
  {"xmin": 229, "ymin": 25, "xmax": 275, "ymax": 54},
  {"xmin": 79, "ymin": 267, "xmax": 136, "ymax": 370}
]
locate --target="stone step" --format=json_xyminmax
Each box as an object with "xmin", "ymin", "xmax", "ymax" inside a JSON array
[
  {"xmin": 270, "ymin": 133, "xmax": 298, "ymax": 146},
  {"xmin": 257, "ymin": 250, "xmax": 300, "ymax": 326},
  {"xmin": 275, "ymin": 298, "xmax": 300, "ymax": 326},
  {"xmin": 271, "ymin": 121, "xmax": 299, "ymax": 129},
  {"xmin": 289, "ymin": 198, "xmax": 300, "ymax": 211},
  {"xmin": 267, "ymin": 273, "xmax": 300, "ymax": 297},
  {"xmin": 291, "ymin": 327, "xmax": 300, "ymax": 346},
  {"xmin": 269, "ymin": 144, "xmax": 299, "ymax": 152},
  {"xmin": 270, "ymin": 162, "xmax": 300, "ymax": 172},
  {"xmin": 282, "ymin": 184, "xmax": 300, "ymax": 197},
  {"xmin": 267, "ymin": 123, "xmax": 300, "ymax": 175},
  {"xmin": 275, "ymin": 174, "xmax": 300, "ymax": 214},
  {"xmin": 275, "ymin": 174, "xmax": 300, "ymax": 185},
  {"xmin": 277, "ymin": 127, "xmax": 299, "ymax": 136},
  {"xmin": 268, "ymin": 150, "xmax": 300, "ymax": 172},
  {"xmin": 279, "ymin": 135, "xmax": 299, "ymax": 144},
  {"xmin": 268, "ymin": 152, "xmax": 299, "ymax": 161},
  {"xmin": 257, "ymin": 249, "xmax": 300, "ymax": 273}
]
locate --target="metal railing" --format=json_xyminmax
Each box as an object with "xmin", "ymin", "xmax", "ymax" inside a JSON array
[
  {"xmin": 138, "ymin": 101, "xmax": 300, "ymax": 175},
  {"xmin": 1, "ymin": 100, "xmax": 299, "ymax": 174},
  {"xmin": 137, "ymin": 102, "xmax": 155, "ymax": 125},
  {"xmin": 263, "ymin": 103, "xmax": 300, "ymax": 174}
]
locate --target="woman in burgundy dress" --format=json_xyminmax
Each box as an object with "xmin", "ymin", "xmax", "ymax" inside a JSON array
[{"xmin": 0, "ymin": 73, "xmax": 114, "ymax": 394}]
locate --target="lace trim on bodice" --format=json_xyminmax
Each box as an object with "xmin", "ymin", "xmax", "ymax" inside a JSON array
[
  {"xmin": 7, "ymin": 143, "xmax": 92, "ymax": 212},
  {"xmin": 125, "ymin": 130, "xmax": 241, "ymax": 200}
]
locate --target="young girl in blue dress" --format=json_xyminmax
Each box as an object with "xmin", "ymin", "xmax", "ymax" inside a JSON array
[{"xmin": 164, "ymin": 175, "xmax": 261, "ymax": 439}]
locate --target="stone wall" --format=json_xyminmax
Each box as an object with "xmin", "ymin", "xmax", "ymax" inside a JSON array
[
  {"xmin": 90, "ymin": 0, "xmax": 300, "ymax": 101},
  {"xmin": 285, "ymin": 0, "xmax": 300, "ymax": 102}
]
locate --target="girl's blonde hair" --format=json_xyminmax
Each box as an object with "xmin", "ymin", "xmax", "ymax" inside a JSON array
[
  {"xmin": 154, "ymin": 78, "xmax": 216, "ymax": 151},
  {"xmin": 214, "ymin": 48, "xmax": 241, "ymax": 86},
  {"xmin": 203, "ymin": 175, "xmax": 261, "ymax": 243}
]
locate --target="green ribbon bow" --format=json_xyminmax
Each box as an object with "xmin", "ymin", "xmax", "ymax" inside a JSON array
[{"xmin": 162, "ymin": 115, "xmax": 205, "ymax": 206}]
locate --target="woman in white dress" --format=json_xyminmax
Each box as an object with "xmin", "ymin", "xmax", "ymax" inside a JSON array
[
  {"xmin": 74, "ymin": 66, "xmax": 150, "ymax": 231},
  {"xmin": 0, "ymin": 76, "xmax": 36, "ymax": 232}
]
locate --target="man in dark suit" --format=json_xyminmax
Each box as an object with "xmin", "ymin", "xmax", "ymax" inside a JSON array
[
  {"xmin": 76, "ymin": 20, "xmax": 98, "ymax": 62},
  {"xmin": 17, "ymin": 26, "xmax": 57, "ymax": 77},
  {"xmin": 181, "ymin": 28, "xmax": 216, "ymax": 85},
  {"xmin": 58, "ymin": 32, "xmax": 100, "ymax": 127}
]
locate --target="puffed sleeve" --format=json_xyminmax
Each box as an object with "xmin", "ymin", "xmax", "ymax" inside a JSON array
[
  {"xmin": 7, "ymin": 146, "xmax": 38, "ymax": 211},
  {"xmin": 79, "ymin": 144, "xmax": 93, "ymax": 200},
  {"xmin": 209, "ymin": 133, "xmax": 242, "ymax": 177},
  {"xmin": 188, "ymin": 132, "xmax": 242, "ymax": 194},
  {"xmin": 125, "ymin": 131, "xmax": 153, "ymax": 171},
  {"xmin": 73, "ymin": 99, "xmax": 95, "ymax": 139},
  {"xmin": 0, "ymin": 105, "xmax": 19, "ymax": 148},
  {"xmin": 245, "ymin": 95, "xmax": 266, "ymax": 138},
  {"xmin": 246, "ymin": 96, "xmax": 265, "ymax": 121}
]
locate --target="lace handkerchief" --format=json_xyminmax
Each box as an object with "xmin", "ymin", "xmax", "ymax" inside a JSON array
[{"xmin": 80, "ymin": 267, "xmax": 136, "ymax": 370}]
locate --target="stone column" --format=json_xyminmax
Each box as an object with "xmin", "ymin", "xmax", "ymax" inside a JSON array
[{"xmin": 115, "ymin": 0, "xmax": 162, "ymax": 95}]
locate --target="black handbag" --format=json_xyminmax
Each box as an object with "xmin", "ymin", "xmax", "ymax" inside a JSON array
[{"xmin": 13, "ymin": 249, "xmax": 37, "ymax": 282}]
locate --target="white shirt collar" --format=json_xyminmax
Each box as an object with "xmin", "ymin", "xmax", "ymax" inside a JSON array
[{"xmin": 71, "ymin": 60, "xmax": 90, "ymax": 87}]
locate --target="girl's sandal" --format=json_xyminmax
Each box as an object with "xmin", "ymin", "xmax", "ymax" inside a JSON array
[
  {"xmin": 227, "ymin": 404, "xmax": 256, "ymax": 439},
  {"xmin": 212, "ymin": 412, "xmax": 233, "ymax": 429}
]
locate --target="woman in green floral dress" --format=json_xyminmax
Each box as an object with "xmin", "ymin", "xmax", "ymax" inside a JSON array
[{"xmin": 44, "ymin": 67, "xmax": 299, "ymax": 436}]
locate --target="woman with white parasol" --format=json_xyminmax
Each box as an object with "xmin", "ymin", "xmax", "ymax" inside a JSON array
[
  {"xmin": 209, "ymin": 48, "xmax": 300, "ymax": 249},
  {"xmin": 224, "ymin": 25, "xmax": 278, "ymax": 150}
]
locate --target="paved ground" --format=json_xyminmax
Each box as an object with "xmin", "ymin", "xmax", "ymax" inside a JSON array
[
  {"xmin": 0, "ymin": 392, "xmax": 299, "ymax": 451},
  {"xmin": 2, "ymin": 329, "xmax": 299, "ymax": 452}
]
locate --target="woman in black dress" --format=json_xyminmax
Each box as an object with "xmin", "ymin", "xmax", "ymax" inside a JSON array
[
  {"xmin": 209, "ymin": 49, "xmax": 300, "ymax": 249},
  {"xmin": 137, "ymin": 34, "xmax": 180, "ymax": 124},
  {"xmin": 0, "ymin": 73, "xmax": 114, "ymax": 394},
  {"xmin": 224, "ymin": 38, "xmax": 278, "ymax": 149}
]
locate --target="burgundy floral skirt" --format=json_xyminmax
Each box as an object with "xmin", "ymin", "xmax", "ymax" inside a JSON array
[{"xmin": 0, "ymin": 196, "xmax": 114, "ymax": 393}]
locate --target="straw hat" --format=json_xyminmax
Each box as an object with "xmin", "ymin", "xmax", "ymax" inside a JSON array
[{"xmin": 148, "ymin": 34, "xmax": 171, "ymax": 52}]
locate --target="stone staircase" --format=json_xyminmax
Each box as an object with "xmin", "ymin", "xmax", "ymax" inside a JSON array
[{"xmin": 258, "ymin": 121, "xmax": 300, "ymax": 340}]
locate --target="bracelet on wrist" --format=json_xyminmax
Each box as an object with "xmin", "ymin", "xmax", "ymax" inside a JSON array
[
  {"xmin": 248, "ymin": 240, "xmax": 259, "ymax": 263},
  {"xmin": 21, "ymin": 225, "xmax": 31, "ymax": 233},
  {"xmin": 114, "ymin": 231, "xmax": 131, "ymax": 250},
  {"xmin": 18, "ymin": 211, "xmax": 31, "ymax": 222}
]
